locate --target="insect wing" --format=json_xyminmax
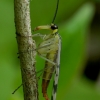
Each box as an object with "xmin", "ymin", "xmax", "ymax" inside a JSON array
[{"xmin": 51, "ymin": 35, "xmax": 61, "ymax": 100}]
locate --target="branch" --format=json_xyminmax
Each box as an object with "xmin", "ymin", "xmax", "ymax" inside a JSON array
[{"xmin": 14, "ymin": 0, "xmax": 38, "ymax": 100}]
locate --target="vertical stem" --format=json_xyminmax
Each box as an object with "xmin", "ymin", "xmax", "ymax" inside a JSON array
[{"xmin": 14, "ymin": 0, "xmax": 38, "ymax": 100}]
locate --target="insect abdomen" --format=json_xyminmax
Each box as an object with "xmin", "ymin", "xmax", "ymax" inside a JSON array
[{"xmin": 42, "ymin": 51, "xmax": 57, "ymax": 100}]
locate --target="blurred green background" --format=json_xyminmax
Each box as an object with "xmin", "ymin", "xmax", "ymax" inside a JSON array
[{"xmin": 0, "ymin": 0, "xmax": 100, "ymax": 100}]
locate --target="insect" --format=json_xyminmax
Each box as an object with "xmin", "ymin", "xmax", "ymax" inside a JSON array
[
  {"xmin": 12, "ymin": 0, "xmax": 61, "ymax": 100},
  {"xmin": 33, "ymin": 0, "xmax": 61, "ymax": 100}
]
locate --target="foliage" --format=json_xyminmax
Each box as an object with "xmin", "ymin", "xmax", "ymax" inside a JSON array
[{"xmin": 0, "ymin": 0, "xmax": 100, "ymax": 100}]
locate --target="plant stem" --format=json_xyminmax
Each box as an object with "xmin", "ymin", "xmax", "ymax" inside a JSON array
[{"xmin": 14, "ymin": 0, "xmax": 38, "ymax": 100}]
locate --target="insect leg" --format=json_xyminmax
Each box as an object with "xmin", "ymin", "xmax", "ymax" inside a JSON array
[
  {"xmin": 12, "ymin": 84, "xmax": 23, "ymax": 94},
  {"xmin": 39, "ymin": 54, "xmax": 56, "ymax": 65},
  {"xmin": 32, "ymin": 33, "xmax": 46, "ymax": 40}
]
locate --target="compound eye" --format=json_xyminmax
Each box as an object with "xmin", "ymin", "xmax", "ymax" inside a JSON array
[{"xmin": 51, "ymin": 24, "xmax": 58, "ymax": 30}]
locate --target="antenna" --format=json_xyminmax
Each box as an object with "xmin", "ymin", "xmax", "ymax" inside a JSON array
[{"xmin": 52, "ymin": 0, "xmax": 59, "ymax": 23}]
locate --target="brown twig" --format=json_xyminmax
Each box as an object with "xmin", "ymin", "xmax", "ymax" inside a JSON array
[{"xmin": 14, "ymin": 0, "xmax": 38, "ymax": 100}]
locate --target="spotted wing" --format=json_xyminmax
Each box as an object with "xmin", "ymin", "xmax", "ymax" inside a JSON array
[{"xmin": 51, "ymin": 34, "xmax": 61, "ymax": 100}]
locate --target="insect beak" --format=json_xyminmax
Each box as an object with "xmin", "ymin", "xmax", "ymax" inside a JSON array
[{"xmin": 33, "ymin": 25, "xmax": 51, "ymax": 31}]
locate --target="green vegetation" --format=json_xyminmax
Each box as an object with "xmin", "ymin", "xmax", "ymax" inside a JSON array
[{"xmin": 0, "ymin": 0, "xmax": 100, "ymax": 100}]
